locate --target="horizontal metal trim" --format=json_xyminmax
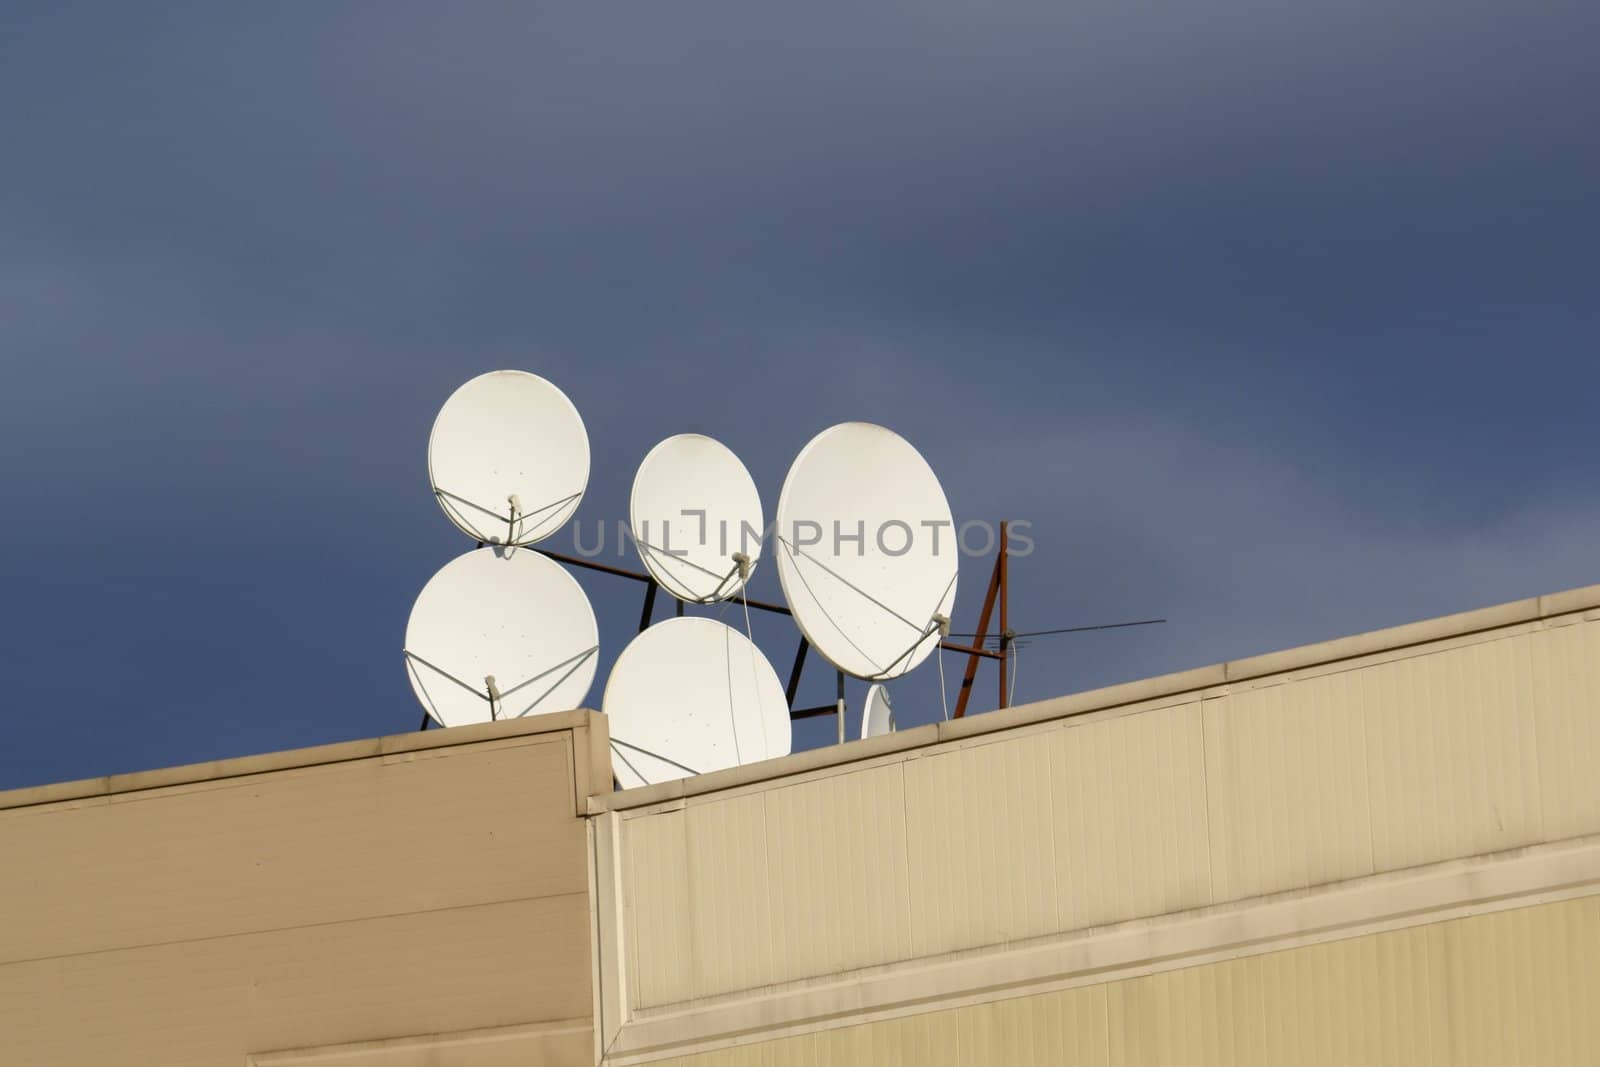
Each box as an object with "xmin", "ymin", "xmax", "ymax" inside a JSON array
[{"xmin": 604, "ymin": 833, "xmax": 1600, "ymax": 1063}]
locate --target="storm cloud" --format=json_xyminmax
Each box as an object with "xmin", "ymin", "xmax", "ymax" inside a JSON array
[{"xmin": 2, "ymin": 1, "xmax": 1597, "ymax": 787}]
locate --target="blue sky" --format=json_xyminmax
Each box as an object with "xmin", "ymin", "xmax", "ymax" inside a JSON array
[{"xmin": 2, "ymin": 1, "xmax": 1597, "ymax": 790}]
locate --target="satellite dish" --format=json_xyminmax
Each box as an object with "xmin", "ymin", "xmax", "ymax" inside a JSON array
[
  {"xmin": 861, "ymin": 683, "xmax": 894, "ymax": 739},
  {"xmin": 629, "ymin": 434, "xmax": 763, "ymax": 604},
  {"xmin": 428, "ymin": 370, "xmax": 589, "ymax": 546},
  {"xmin": 602, "ymin": 617, "xmax": 792, "ymax": 788},
  {"xmin": 404, "ymin": 546, "xmax": 599, "ymax": 727},
  {"xmin": 774, "ymin": 422, "xmax": 957, "ymax": 680}
]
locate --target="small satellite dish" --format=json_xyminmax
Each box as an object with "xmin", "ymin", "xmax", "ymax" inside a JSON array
[
  {"xmin": 404, "ymin": 546, "xmax": 599, "ymax": 727},
  {"xmin": 428, "ymin": 370, "xmax": 589, "ymax": 546},
  {"xmin": 861, "ymin": 683, "xmax": 894, "ymax": 739},
  {"xmin": 630, "ymin": 434, "xmax": 763, "ymax": 603},
  {"xmin": 774, "ymin": 422, "xmax": 957, "ymax": 680},
  {"xmin": 602, "ymin": 617, "xmax": 792, "ymax": 788}
]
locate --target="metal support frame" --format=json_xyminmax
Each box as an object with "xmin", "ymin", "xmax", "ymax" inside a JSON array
[
  {"xmin": 534, "ymin": 546, "xmax": 1000, "ymax": 726},
  {"xmin": 421, "ymin": 533, "xmax": 1160, "ymax": 735},
  {"xmin": 415, "ymin": 539, "xmax": 1014, "ymax": 733},
  {"xmin": 786, "ymin": 640, "xmax": 809, "ymax": 706},
  {"xmin": 998, "ymin": 520, "xmax": 1010, "ymax": 711},
  {"xmin": 954, "ymin": 520, "xmax": 1011, "ymax": 719},
  {"xmin": 638, "ymin": 580, "xmax": 658, "ymax": 632}
]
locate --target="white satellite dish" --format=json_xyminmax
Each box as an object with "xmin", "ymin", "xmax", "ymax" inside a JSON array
[
  {"xmin": 630, "ymin": 433, "xmax": 763, "ymax": 604},
  {"xmin": 861, "ymin": 683, "xmax": 894, "ymax": 739},
  {"xmin": 428, "ymin": 370, "xmax": 589, "ymax": 546},
  {"xmin": 774, "ymin": 422, "xmax": 957, "ymax": 680},
  {"xmin": 404, "ymin": 546, "xmax": 599, "ymax": 727},
  {"xmin": 602, "ymin": 617, "xmax": 792, "ymax": 788}
]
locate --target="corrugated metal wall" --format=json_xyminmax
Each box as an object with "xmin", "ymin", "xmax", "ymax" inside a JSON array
[
  {"xmin": 0, "ymin": 723, "xmax": 601, "ymax": 1067},
  {"xmin": 616, "ymin": 613, "xmax": 1600, "ymax": 1010},
  {"xmin": 651, "ymin": 894, "xmax": 1600, "ymax": 1066}
]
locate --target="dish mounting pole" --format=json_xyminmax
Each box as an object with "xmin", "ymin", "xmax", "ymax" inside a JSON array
[{"xmin": 836, "ymin": 670, "xmax": 846, "ymax": 745}]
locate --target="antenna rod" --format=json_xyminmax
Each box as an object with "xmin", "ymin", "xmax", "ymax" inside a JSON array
[
  {"xmin": 1012, "ymin": 618, "xmax": 1166, "ymax": 638},
  {"xmin": 954, "ymin": 618, "xmax": 1167, "ymax": 641}
]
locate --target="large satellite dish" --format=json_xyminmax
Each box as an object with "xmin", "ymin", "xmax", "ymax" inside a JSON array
[
  {"xmin": 774, "ymin": 422, "xmax": 957, "ymax": 680},
  {"xmin": 630, "ymin": 433, "xmax": 763, "ymax": 604},
  {"xmin": 428, "ymin": 370, "xmax": 589, "ymax": 546},
  {"xmin": 602, "ymin": 617, "xmax": 792, "ymax": 788},
  {"xmin": 861, "ymin": 683, "xmax": 894, "ymax": 739},
  {"xmin": 405, "ymin": 546, "xmax": 599, "ymax": 727}
]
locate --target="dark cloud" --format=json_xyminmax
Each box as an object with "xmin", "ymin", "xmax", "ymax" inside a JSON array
[{"xmin": 2, "ymin": 1, "xmax": 1597, "ymax": 787}]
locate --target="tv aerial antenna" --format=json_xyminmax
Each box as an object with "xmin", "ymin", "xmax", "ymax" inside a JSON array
[{"xmin": 945, "ymin": 522, "xmax": 1167, "ymax": 717}]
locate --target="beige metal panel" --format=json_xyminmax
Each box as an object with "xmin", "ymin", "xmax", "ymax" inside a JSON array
[
  {"xmin": 611, "ymin": 613, "xmax": 1599, "ymax": 1020},
  {"xmin": 0, "ymin": 711, "xmax": 604, "ymax": 815},
  {"xmin": 903, "ymin": 727, "xmax": 1061, "ymax": 956},
  {"xmin": 627, "ymin": 763, "xmax": 913, "ymax": 1007},
  {"xmin": 623, "ymin": 700, "xmax": 1208, "ymax": 1008},
  {"xmin": 652, "ymin": 990, "xmax": 1108, "ymax": 1067},
  {"xmin": 0, "ymin": 734, "xmax": 586, "ymax": 963},
  {"xmin": 250, "ymin": 1021, "xmax": 593, "ymax": 1066},
  {"xmin": 607, "ymin": 832, "xmax": 1600, "ymax": 1062},
  {"xmin": 761, "ymin": 762, "xmax": 912, "ymax": 992},
  {"xmin": 1207, "ymin": 617, "xmax": 1600, "ymax": 896},
  {"xmin": 1049, "ymin": 701, "xmax": 1211, "ymax": 931},
  {"xmin": 623, "ymin": 804, "xmax": 694, "ymax": 1010},
  {"xmin": 604, "ymin": 596, "xmax": 1600, "ymax": 1053},
  {"xmin": 1203, "ymin": 673, "xmax": 1375, "ymax": 900},
  {"xmin": 683, "ymin": 790, "xmax": 777, "ymax": 999},
  {"xmin": 1363, "ymin": 633, "xmax": 1545, "ymax": 872},
  {"xmin": 1531, "ymin": 616, "xmax": 1600, "ymax": 841},
  {"xmin": 952, "ymin": 984, "xmax": 1110, "ymax": 1066},
  {"xmin": 1439, "ymin": 892, "xmax": 1600, "ymax": 1067},
  {"xmin": 905, "ymin": 701, "xmax": 1208, "ymax": 958},
  {"xmin": 594, "ymin": 584, "xmax": 1600, "ymax": 818},
  {"xmin": 1105, "ymin": 921, "xmax": 1453, "ymax": 1065},
  {"xmin": 0, "ymin": 896, "xmax": 593, "ymax": 1067},
  {"xmin": 645, "ymin": 895, "xmax": 1600, "ymax": 1067},
  {"xmin": 0, "ymin": 716, "xmax": 602, "ymax": 1067}
]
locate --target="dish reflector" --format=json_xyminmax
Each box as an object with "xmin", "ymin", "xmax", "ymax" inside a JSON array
[
  {"xmin": 861, "ymin": 683, "xmax": 894, "ymax": 739},
  {"xmin": 630, "ymin": 434, "xmax": 763, "ymax": 604},
  {"xmin": 428, "ymin": 370, "xmax": 589, "ymax": 545},
  {"xmin": 774, "ymin": 422, "xmax": 957, "ymax": 680},
  {"xmin": 602, "ymin": 617, "xmax": 792, "ymax": 788},
  {"xmin": 404, "ymin": 546, "xmax": 599, "ymax": 727}
]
